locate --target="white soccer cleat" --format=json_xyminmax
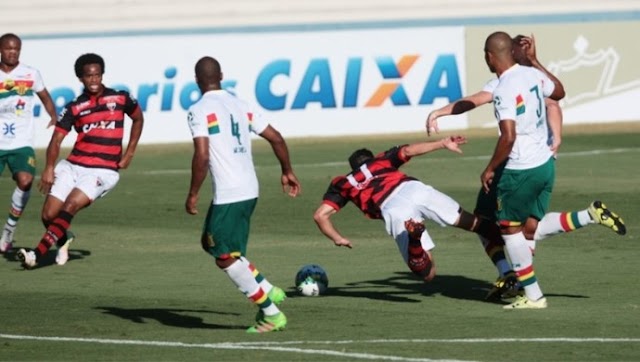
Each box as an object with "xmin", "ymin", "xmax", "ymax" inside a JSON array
[
  {"xmin": 0, "ymin": 227, "xmax": 14, "ymax": 253},
  {"xmin": 55, "ymin": 231, "xmax": 75, "ymax": 266},
  {"xmin": 503, "ymin": 295, "xmax": 547, "ymax": 309},
  {"xmin": 18, "ymin": 248, "xmax": 37, "ymax": 269}
]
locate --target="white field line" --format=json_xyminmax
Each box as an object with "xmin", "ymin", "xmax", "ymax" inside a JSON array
[
  {"xmin": 2, "ymin": 334, "xmax": 640, "ymax": 361},
  {"xmin": 0, "ymin": 333, "xmax": 472, "ymax": 362},
  {"xmin": 138, "ymin": 147, "xmax": 639, "ymax": 175}
]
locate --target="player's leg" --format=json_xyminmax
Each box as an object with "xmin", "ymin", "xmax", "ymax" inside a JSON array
[
  {"xmin": 500, "ymin": 161, "xmax": 553, "ymax": 309},
  {"xmin": 203, "ymin": 199, "xmax": 285, "ymax": 333},
  {"xmin": 380, "ymin": 182, "xmax": 436, "ymax": 282},
  {"xmin": 473, "ymin": 164, "xmax": 513, "ymax": 280},
  {"xmin": 0, "ymin": 148, "xmax": 36, "ymax": 253}
]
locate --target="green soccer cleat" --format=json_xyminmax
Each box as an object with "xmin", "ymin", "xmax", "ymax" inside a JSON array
[
  {"xmin": 255, "ymin": 286, "xmax": 287, "ymax": 321},
  {"xmin": 247, "ymin": 312, "xmax": 287, "ymax": 334},
  {"xmin": 588, "ymin": 201, "xmax": 626, "ymax": 235},
  {"xmin": 486, "ymin": 272, "xmax": 522, "ymax": 301},
  {"xmin": 503, "ymin": 295, "xmax": 547, "ymax": 309}
]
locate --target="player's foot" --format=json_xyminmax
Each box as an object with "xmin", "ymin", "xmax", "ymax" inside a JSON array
[
  {"xmin": 0, "ymin": 227, "xmax": 14, "ymax": 253},
  {"xmin": 247, "ymin": 312, "xmax": 287, "ymax": 333},
  {"xmin": 503, "ymin": 295, "xmax": 547, "ymax": 309},
  {"xmin": 404, "ymin": 219, "xmax": 425, "ymax": 241},
  {"xmin": 56, "ymin": 231, "xmax": 75, "ymax": 266},
  {"xmin": 255, "ymin": 286, "xmax": 287, "ymax": 321},
  {"xmin": 486, "ymin": 272, "xmax": 522, "ymax": 300},
  {"xmin": 18, "ymin": 248, "xmax": 37, "ymax": 269},
  {"xmin": 588, "ymin": 201, "xmax": 626, "ymax": 235}
]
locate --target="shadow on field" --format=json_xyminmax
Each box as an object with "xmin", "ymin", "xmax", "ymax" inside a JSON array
[
  {"xmin": 287, "ymin": 272, "xmax": 587, "ymax": 304},
  {"xmin": 2, "ymin": 246, "xmax": 91, "ymax": 269},
  {"xmin": 96, "ymin": 306, "xmax": 246, "ymax": 330}
]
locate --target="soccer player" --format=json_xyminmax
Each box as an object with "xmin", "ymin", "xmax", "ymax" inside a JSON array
[
  {"xmin": 0, "ymin": 33, "xmax": 58, "ymax": 253},
  {"xmin": 481, "ymin": 31, "xmax": 625, "ymax": 309},
  {"xmin": 313, "ymin": 136, "xmax": 505, "ymax": 283},
  {"xmin": 184, "ymin": 56, "xmax": 301, "ymax": 333},
  {"xmin": 17, "ymin": 53, "xmax": 144, "ymax": 268},
  {"xmin": 425, "ymin": 34, "xmax": 623, "ymax": 300}
]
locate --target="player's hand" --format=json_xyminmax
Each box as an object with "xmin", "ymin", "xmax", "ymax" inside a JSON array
[
  {"xmin": 185, "ymin": 193, "xmax": 199, "ymax": 215},
  {"xmin": 481, "ymin": 169, "xmax": 494, "ymax": 194},
  {"xmin": 38, "ymin": 167, "xmax": 55, "ymax": 194},
  {"xmin": 334, "ymin": 237, "xmax": 352, "ymax": 249},
  {"xmin": 46, "ymin": 119, "xmax": 56, "ymax": 128},
  {"xmin": 426, "ymin": 111, "xmax": 440, "ymax": 136},
  {"xmin": 442, "ymin": 135, "xmax": 467, "ymax": 154},
  {"xmin": 281, "ymin": 172, "xmax": 301, "ymax": 197},
  {"xmin": 118, "ymin": 153, "xmax": 134, "ymax": 169},
  {"xmin": 520, "ymin": 34, "xmax": 538, "ymax": 63}
]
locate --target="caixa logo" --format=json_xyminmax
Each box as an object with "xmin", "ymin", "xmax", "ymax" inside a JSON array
[{"xmin": 255, "ymin": 54, "xmax": 462, "ymax": 110}]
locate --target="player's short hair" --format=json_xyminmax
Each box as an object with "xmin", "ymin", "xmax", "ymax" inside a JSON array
[
  {"xmin": 348, "ymin": 148, "xmax": 374, "ymax": 171},
  {"xmin": 512, "ymin": 34, "xmax": 526, "ymax": 45},
  {"xmin": 0, "ymin": 33, "xmax": 20, "ymax": 47},
  {"xmin": 74, "ymin": 53, "xmax": 105, "ymax": 77}
]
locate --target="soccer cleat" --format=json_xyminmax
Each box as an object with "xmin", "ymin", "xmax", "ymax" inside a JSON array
[
  {"xmin": 55, "ymin": 231, "xmax": 75, "ymax": 266},
  {"xmin": 255, "ymin": 286, "xmax": 287, "ymax": 321},
  {"xmin": 588, "ymin": 201, "xmax": 626, "ymax": 235},
  {"xmin": 503, "ymin": 295, "xmax": 548, "ymax": 309},
  {"xmin": 17, "ymin": 248, "xmax": 37, "ymax": 269},
  {"xmin": 247, "ymin": 312, "xmax": 287, "ymax": 333},
  {"xmin": 0, "ymin": 227, "xmax": 14, "ymax": 253},
  {"xmin": 486, "ymin": 272, "xmax": 522, "ymax": 300}
]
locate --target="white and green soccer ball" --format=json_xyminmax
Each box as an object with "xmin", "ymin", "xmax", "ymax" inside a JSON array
[{"xmin": 295, "ymin": 264, "xmax": 328, "ymax": 297}]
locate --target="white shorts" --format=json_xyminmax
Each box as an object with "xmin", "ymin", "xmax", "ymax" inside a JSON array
[
  {"xmin": 50, "ymin": 159, "xmax": 120, "ymax": 202},
  {"xmin": 380, "ymin": 181, "xmax": 461, "ymax": 263}
]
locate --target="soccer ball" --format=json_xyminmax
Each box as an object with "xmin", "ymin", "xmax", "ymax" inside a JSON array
[{"xmin": 295, "ymin": 264, "xmax": 328, "ymax": 297}]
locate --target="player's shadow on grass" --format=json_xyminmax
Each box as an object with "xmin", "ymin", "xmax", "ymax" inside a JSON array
[
  {"xmin": 294, "ymin": 272, "xmax": 588, "ymax": 304},
  {"xmin": 2, "ymin": 247, "xmax": 91, "ymax": 269},
  {"xmin": 96, "ymin": 306, "xmax": 246, "ymax": 330}
]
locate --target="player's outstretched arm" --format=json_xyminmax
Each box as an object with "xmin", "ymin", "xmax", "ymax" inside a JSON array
[
  {"xmin": 36, "ymin": 88, "xmax": 58, "ymax": 128},
  {"xmin": 403, "ymin": 135, "xmax": 467, "ymax": 158},
  {"xmin": 260, "ymin": 125, "xmax": 301, "ymax": 197},
  {"xmin": 426, "ymin": 91, "xmax": 492, "ymax": 136},
  {"xmin": 313, "ymin": 204, "xmax": 353, "ymax": 248}
]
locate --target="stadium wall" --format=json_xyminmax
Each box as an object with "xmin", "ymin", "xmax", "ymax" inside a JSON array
[{"xmin": 18, "ymin": 12, "xmax": 640, "ymax": 147}]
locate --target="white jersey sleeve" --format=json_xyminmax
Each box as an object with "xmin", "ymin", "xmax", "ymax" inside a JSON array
[
  {"xmin": 186, "ymin": 106, "xmax": 208, "ymax": 139},
  {"xmin": 482, "ymin": 78, "xmax": 499, "ymax": 93},
  {"xmin": 32, "ymin": 69, "xmax": 45, "ymax": 93}
]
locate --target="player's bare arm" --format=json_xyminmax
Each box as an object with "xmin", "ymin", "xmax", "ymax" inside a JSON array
[
  {"xmin": 36, "ymin": 88, "xmax": 58, "ymax": 128},
  {"xmin": 402, "ymin": 135, "xmax": 467, "ymax": 158},
  {"xmin": 426, "ymin": 91, "xmax": 492, "ymax": 136},
  {"xmin": 38, "ymin": 131, "xmax": 65, "ymax": 194},
  {"xmin": 520, "ymin": 34, "xmax": 566, "ymax": 101},
  {"xmin": 481, "ymin": 119, "xmax": 515, "ymax": 193},
  {"xmin": 313, "ymin": 204, "xmax": 353, "ymax": 248},
  {"xmin": 546, "ymin": 99, "xmax": 563, "ymax": 152},
  {"xmin": 260, "ymin": 125, "xmax": 301, "ymax": 197},
  {"xmin": 118, "ymin": 107, "xmax": 144, "ymax": 169},
  {"xmin": 185, "ymin": 136, "xmax": 209, "ymax": 215}
]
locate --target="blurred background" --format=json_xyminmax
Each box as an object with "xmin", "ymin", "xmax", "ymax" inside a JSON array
[{"xmin": 5, "ymin": 0, "xmax": 640, "ymax": 146}]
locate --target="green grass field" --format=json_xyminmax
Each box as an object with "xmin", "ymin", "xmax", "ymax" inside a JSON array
[{"xmin": 1, "ymin": 124, "xmax": 639, "ymax": 361}]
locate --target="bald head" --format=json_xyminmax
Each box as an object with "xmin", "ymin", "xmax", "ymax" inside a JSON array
[
  {"xmin": 483, "ymin": 31, "xmax": 515, "ymax": 75},
  {"xmin": 195, "ymin": 56, "xmax": 222, "ymax": 92}
]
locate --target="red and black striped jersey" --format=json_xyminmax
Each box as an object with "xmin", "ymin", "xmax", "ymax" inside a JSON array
[
  {"xmin": 56, "ymin": 87, "xmax": 140, "ymax": 171},
  {"xmin": 321, "ymin": 145, "xmax": 417, "ymax": 219}
]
